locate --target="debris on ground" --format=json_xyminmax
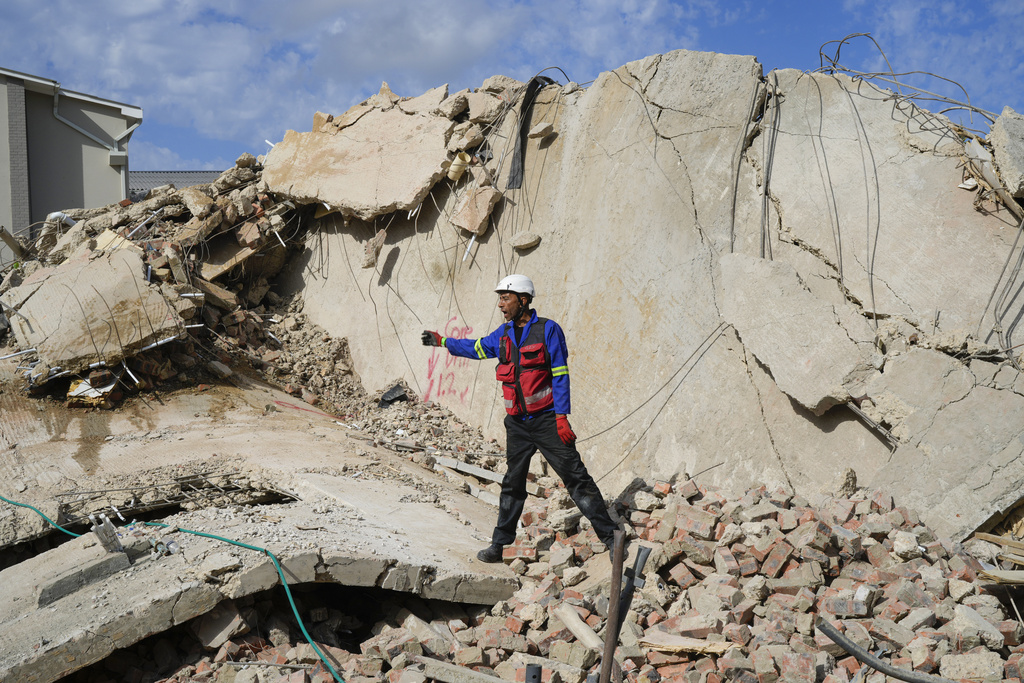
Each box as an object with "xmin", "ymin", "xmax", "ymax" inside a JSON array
[{"xmin": 58, "ymin": 472, "xmax": 1024, "ymax": 683}]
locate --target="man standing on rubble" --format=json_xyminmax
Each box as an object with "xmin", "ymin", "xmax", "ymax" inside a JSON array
[{"xmin": 421, "ymin": 274, "xmax": 619, "ymax": 563}]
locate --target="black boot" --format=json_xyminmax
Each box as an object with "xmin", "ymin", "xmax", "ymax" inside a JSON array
[{"xmin": 476, "ymin": 544, "xmax": 505, "ymax": 563}]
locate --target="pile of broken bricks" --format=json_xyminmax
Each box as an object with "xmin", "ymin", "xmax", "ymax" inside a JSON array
[{"xmin": 74, "ymin": 475, "xmax": 1024, "ymax": 683}]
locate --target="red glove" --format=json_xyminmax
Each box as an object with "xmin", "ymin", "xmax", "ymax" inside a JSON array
[
  {"xmin": 556, "ymin": 415, "xmax": 577, "ymax": 445},
  {"xmin": 421, "ymin": 330, "xmax": 444, "ymax": 347}
]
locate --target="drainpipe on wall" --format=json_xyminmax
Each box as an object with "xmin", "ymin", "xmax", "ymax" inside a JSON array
[{"xmin": 51, "ymin": 87, "xmax": 141, "ymax": 200}]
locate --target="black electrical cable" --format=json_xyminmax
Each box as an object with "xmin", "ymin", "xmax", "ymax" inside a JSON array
[{"xmin": 815, "ymin": 619, "xmax": 956, "ymax": 683}]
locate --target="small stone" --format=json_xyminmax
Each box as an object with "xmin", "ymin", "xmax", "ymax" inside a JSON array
[
  {"xmin": 509, "ymin": 232, "xmax": 541, "ymax": 250},
  {"xmin": 528, "ymin": 122, "xmax": 554, "ymax": 139},
  {"xmin": 562, "ymin": 567, "xmax": 587, "ymax": 586},
  {"xmin": 235, "ymin": 152, "xmax": 257, "ymax": 168}
]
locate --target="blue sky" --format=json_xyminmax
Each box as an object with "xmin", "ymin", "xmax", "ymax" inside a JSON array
[{"xmin": 2, "ymin": 1, "xmax": 1021, "ymax": 171}]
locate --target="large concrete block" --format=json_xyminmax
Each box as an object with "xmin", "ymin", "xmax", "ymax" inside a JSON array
[
  {"xmin": 263, "ymin": 107, "xmax": 454, "ymax": 221},
  {"xmin": 991, "ymin": 106, "xmax": 1024, "ymax": 197},
  {"xmin": 0, "ymin": 249, "xmax": 183, "ymax": 375}
]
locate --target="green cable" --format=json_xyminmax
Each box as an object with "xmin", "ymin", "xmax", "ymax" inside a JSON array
[
  {"xmin": 145, "ymin": 522, "xmax": 344, "ymax": 683},
  {"xmin": 0, "ymin": 493, "xmax": 342, "ymax": 682},
  {"xmin": 0, "ymin": 493, "xmax": 81, "ymax": 537}
]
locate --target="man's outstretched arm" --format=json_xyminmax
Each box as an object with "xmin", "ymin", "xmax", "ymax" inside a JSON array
[{"xmin": 421, "ymin": 325, "xmax": 504, "ymax": 360}]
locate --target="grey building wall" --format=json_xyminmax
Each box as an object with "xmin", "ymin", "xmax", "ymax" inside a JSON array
[
  {"xmin": 0, "ymin": 69, "xmax": 141, "ymax": 269},
  {"xmin": 25, "ymin": 91, "xmax": 128, "ymax": 225},
  {"xmin": 0, "ymin": 76, "xmax": 11, "ymax": 252},
  {"xmin": 6, "ymin": 77, "xmax": 30, "ymax": 236}
]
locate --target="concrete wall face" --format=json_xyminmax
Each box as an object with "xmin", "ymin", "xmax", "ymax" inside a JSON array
[
  {"xmin": 24, "ymin": 90, "xmax": 126, "ymax": 224},
  {"xmin": 282, "ymin": 50, "xmax": 1024, "ymax": 540}
]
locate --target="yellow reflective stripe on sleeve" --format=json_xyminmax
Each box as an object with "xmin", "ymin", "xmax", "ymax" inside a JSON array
[
  {"xmin": 551, "ymin": 365, "xmax": 569, "ymax": 377},
  {"xmin": 474, "ymin": 339, "xmax": 486, "ymax": 359},
  {"xmin": 441, "ymin": 337, "xmax": 447, "ymax": 347}
]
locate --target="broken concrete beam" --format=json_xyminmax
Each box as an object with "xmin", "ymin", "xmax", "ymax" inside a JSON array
[
  {"xmin": 263, "ymin": 108, "xmax": 454, "ymax": 222},
  {"xmin": 199, "ymin": 238, "xmax": 259, "ymax": 281},
  {"xmin": 0, "ymin": 226, "xmax": 24, "ymax": 259},
  {"xmin": 192, "ymin": 278, "xmax": 240, "ymax": 311},
  {"xmin": 452, "ymin": 188, "xmax": 503, "ymax": 236},
  {"xmin": 720, "ymin": 253, "xmax": 876, "ymax": 415},
  {"xmin": 990, "ymin": 106, "xmax": 1024, "ymax": 197},
  {"xmin": 37, "ymin": 547, "xmax": 130, "ymax": 607}
]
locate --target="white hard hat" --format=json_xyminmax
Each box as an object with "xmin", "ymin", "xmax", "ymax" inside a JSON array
[{"xmin": 495, "ymin": 274, "xmax": 535, "ymax": 298}]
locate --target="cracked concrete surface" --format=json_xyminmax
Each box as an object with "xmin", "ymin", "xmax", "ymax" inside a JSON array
[
  {"xmin": 277, "ymin": 49, "xmax": 1024, "ymax": 542},
  {"xmin": 0, "ymin": 372, "xmax": 516, "ymax": 682},
  {"xmin": 263, "ymin": 89, "xmax": 455, "ymax": 222},
  {"xmin": 0, "ymin": 249, "xmax": 186, "ymax": 376}
]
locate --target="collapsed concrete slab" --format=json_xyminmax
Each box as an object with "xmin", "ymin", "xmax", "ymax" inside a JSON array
[
  {"xmin": 288, "ymin": 49, "xmax": 1024, "ymax": 540},
  {"xmin": 263, "ymin": 95, "xmax": 455, "ymax": 221},
  {"xmin": 721, "ymin": 253, "xmax": 877, "ymax": 415},
  {"xmin": 0, "ymin": 248, "xmax": 184, "ymax": 376},
  {"xmin": 0, "ymin": 457, "xmax": 517, "ymax": 683}
]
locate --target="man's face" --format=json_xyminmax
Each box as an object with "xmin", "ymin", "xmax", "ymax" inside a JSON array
[{"xmin": 498, "ymin": 292, "xmax": 522, "ymax": 321}]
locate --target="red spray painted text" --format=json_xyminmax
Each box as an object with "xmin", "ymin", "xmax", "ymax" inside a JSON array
[{"xmin": 423, "ymin": 316, "xmax": 480, "ymax": 405}]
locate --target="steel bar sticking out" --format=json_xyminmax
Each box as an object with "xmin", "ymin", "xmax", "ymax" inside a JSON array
[{"xmin": 600, "ymin": 530, "xmax": 626, "ymax": 683}]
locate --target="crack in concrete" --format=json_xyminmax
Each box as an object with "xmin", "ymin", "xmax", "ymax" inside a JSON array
[{"xmin": 738, "ymin": 345, "xmax": 795, "ymax": 491}]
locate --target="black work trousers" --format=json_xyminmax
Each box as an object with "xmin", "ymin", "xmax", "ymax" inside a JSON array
[{"xmin": 492, "ymin": 411, "xmax": 618, "ymax": 546}]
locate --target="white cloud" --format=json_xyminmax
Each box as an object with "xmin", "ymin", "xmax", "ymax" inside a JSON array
[
  {"xmin": 17, "ymin": 0, "xmax": 1020, "ymax": 169},
  {"xmin": 129, "ymin": 140, "xmax": 230, "ymax": 171}
]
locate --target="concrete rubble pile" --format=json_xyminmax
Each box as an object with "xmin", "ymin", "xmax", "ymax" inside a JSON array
[
  {"xmin": 0, "ymin": 152, "xmax": 299, "ymax": 407},
  {"xmin": 10, "ymin": 46, "xmax": 1024, "ymax": 683},
  {"xmin": 60, "ymin": 473, "xmax": 1024, "ymax": 683}
]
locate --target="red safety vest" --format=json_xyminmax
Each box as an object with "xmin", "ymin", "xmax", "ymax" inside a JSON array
[{"xmin": 495, "ymin": 318, "xmax": 554, "ymax": 416}]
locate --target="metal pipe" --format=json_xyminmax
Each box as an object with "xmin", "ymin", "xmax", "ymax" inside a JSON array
[
  {"xmin": 0, "ymin": 348, "xmax": 36, "ymax": 361},
  {"xmin": 45, "ymin": 212, "xmax": 77, "ymax": 228},
  {"xmin": 122, "ymin": 363, "xmax": 140, "ymax": 386},
  {"xmin": 139, "ymin": 335, "xmax": 180, "ymax": 352},
  {"xmin": 815, "ymin": 619, "xmax": 956, "ymax": 683},
  {"xmin": 53, "ymin": 89, "xmax": 114, "ymax": 151},
  {"xmin": 178, "ymin": 293, "xmax": 205, "ymax": 298},
  {"xmin": 599, "ymin": 530, "xmax": 626, "ymax": 683}
]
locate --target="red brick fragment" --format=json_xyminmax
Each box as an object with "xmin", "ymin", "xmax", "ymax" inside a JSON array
[
  {"xmin": 761, "ymin": 541, "xmax": 793, "ymax": 578},
  {"xmin": 668, "ymin": 562, "xmax": 697, "ymax": 589}
]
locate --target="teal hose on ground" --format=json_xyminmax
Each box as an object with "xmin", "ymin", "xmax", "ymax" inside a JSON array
[
  {"xmin": 0, "ymin": 493, "xmax": 81, "ymax": 537},
  {"xmin": 145, "ymin": 522, "xmax": 344, "ymax": 683},
  {"xmin": 0, "ymin": 494, "xmax": 341, "ymax": 682}
]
